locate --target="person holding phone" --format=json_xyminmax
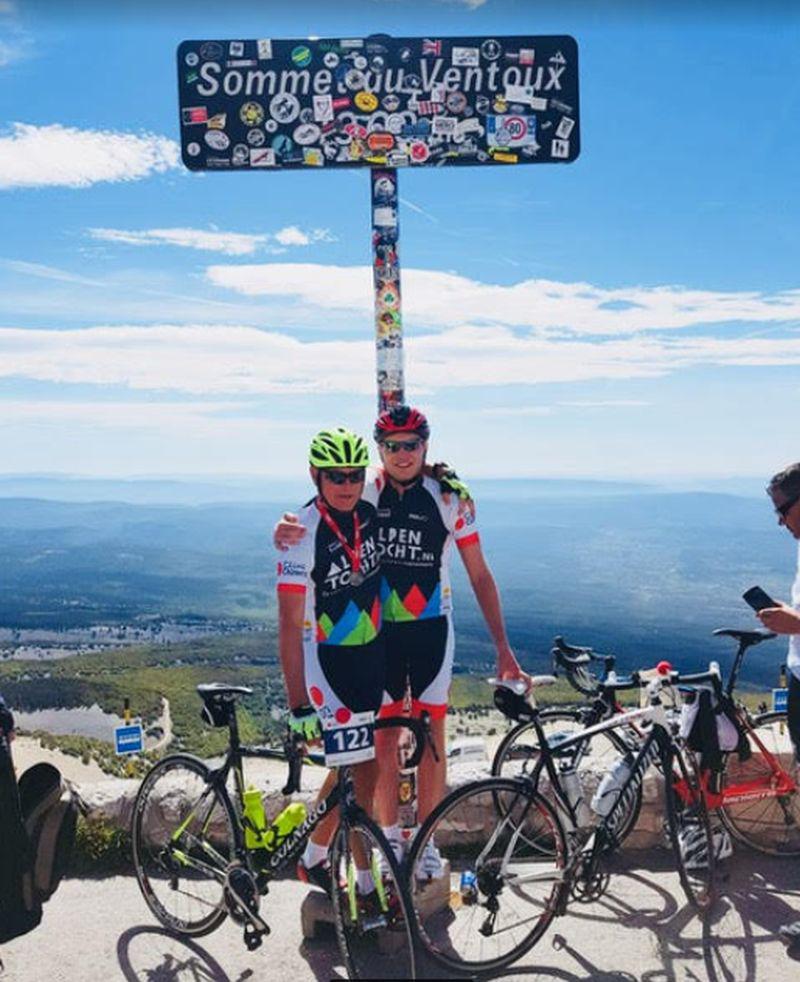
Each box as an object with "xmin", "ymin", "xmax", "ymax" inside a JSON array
[{"xmin": 756, "ymin": 462, "xmax": 800, "ymax": 943}]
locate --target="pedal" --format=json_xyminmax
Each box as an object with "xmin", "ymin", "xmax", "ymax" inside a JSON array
[{"xmin": 243, "ymin": 921, "xmax": 269, "ymax": 951}]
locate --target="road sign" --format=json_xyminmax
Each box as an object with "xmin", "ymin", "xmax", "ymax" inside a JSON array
[
  {"xmin": 114, "ymin": 723, "xmax": 144, "ymax": 756},
  {"xmin": 176, "ymin": 34, "xmax": 580, "ymax": 173},
  {"xmin": 773, "ymin": 688, "xmax": 788, "ymax": 713}
]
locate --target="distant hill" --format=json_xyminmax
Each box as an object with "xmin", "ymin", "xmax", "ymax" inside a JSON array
[{"xmin": 0, "ymin": 485, "xmax": 796, "ymax": 685}]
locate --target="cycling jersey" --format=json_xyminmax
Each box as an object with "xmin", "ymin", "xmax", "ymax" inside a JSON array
[
  {"xmin": 363, "ymin": 473, "xmax": 480, "ymax": 622},
  {"xmin": 363, "ymin": 472, "xmax": 479, "ymax": 719},
  {"xmin": 276, "ymin": 498, "xmax": 385, "ymax": 723}
]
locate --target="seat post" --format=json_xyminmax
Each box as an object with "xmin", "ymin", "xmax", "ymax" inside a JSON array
[{"xmin": 727, "ymin": 639, "xmax": 749, "ymax": 699}]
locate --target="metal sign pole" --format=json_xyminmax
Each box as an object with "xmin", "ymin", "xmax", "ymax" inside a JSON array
[{"xmin": 371, "ymin": 168, "xmax": 403, "ymax": 411}]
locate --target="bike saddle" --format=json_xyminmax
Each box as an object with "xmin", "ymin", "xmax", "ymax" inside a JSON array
[
  {"xmin": 712, "ymin": 628, "xmax": 777, "ymax": 645},
  {"xmin": 197, "ymin": 683, "xmax": 254, "ymax": 698}
]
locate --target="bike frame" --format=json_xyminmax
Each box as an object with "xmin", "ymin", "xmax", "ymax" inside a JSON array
[{"xmin": 483, "ymin": 693, "xmax": 678, "ymax": 890}]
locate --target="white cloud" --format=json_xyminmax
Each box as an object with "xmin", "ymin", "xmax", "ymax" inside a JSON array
[
  {"xmin": 205, "ymin": 263, "xmax": 800, "ymax": 337},
  {"xmin": 88, "ymin": 227, "xmax": 272, "ymax": 257},
  {"xmin": 2, "ymin": 323, "xmax": 800, "ymax": 397},
  {"xmin": 0, "ymin": 123, "xmax": 179, "ymax": 189},
  {"xmin": 85, "ymin": 225, "xmax": 336, "ymax": 256}
]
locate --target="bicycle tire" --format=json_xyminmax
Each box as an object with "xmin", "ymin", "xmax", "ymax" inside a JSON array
[
  {"xmin": 718, "ymin": 710, "xmax": 800, "ymax": 855},
  {"xmin": 408, "ymin": 777, "xmax": 567, "ymax": 974},
  {"xmin": 132, "ymin": 753, "xmax": 237, "ymax": 937},
  {"xmin": 664, "ymin": 745, "xmax": 716, "ymax": 912},
  {"xmin": 329, "ymin": 812, "xmax": 416, "ymax": 980},
  {"xmin": 492, "ymin": 708, "xmax": 643, "ymax": 847}
]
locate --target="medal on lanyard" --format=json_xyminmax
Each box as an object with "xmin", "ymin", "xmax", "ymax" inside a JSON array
[{"xmin": 317, "ymin": 499, "xmax": 363, "ymax": 585}]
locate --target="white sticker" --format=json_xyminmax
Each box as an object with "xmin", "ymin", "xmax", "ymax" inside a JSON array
[
  {"xmin": 257, "ymin": 39, "xmax": 273, "ymax": 60},
  {"xmin": 313, "ymin": 94, "xmax": 333, "ymax": 122},
  {"xmin": 430, "ymin": 83, "xmax": 446, "ymax": 104},
  {"xmin": 250, "ymin": 148, "xmax": 276, "ymax": 167},
  {"xmin": 556, "ymin": 116, "xmax": 575, "ymax": 140},
  {"xmin": 323, "ymin": 711, "xmax": 375, "ymax": 766},
  {"xmin": 452, "ymin": 46, "xmax": 480, "ymax": 67},
  {"xmin": 229, "ymin": 41, "xmax": 244, "ymax": 57},
  {"xmin": 504, "ymin": 84, "xmax": 547, "ymax": 111},
  {"xmin": 373, "ymin": 206, "xmax": 397, "ymax": 227},
  {"xmin": 204, "ymin": 130, "xmax": 230, "ymax": 150},
  {"xmin": 551, "ymin": 138, "xmax": 570, "ymax": 158},
  {"xmin": 432, "ymin": 115, "xmax": 457, "ymax": 136}
]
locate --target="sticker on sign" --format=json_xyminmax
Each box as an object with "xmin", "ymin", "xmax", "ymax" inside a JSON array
[
  {"xmin": 486, "ymin": 114, "xmax": 537, "ymax": 148},
  {"xmin": 114, "ymin": 723, "xmax": 144, "ymax": 756}
]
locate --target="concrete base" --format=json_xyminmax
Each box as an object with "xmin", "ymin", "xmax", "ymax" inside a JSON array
[{"xmin": 300, "ymin": 860, "xmax": 452, "ymax": 952}]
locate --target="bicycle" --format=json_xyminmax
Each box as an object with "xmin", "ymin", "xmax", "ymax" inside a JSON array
[
  {"xmin": 491, "ymin": 636, "xmax": 651, "ymax": 847},
  {"xmin": 679, "ymin": 628, "xmax": 800, "ymax": 855},
  {"xmin": 407, "ymin": 666, "xmax": 718, "ymax": 975},
  {"xmin": 131, "ymin": 683, "xmax": 427, "ymax": 980}
]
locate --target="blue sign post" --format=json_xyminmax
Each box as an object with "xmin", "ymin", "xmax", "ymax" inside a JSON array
[
  {"xmin": 773, "ymin": 688, "xmax": 788, "ymax": 713},
  {"xmin": 115, "ymin": 723, "xmax": 144, "ymax": 756}
]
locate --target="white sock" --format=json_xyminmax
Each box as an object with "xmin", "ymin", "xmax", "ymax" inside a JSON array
[
  {"xmin": 302, "ymin": 840, "xmax": 328, "ymax": 868},
  {"xmin": 356, "ymin": 868, "xmax": 375, "ymax": 894}
]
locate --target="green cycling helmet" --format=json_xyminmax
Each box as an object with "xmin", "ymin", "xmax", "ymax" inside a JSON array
[{"xmin": 309, "ymin": 427, "xmax": 370, "ymax": 469}]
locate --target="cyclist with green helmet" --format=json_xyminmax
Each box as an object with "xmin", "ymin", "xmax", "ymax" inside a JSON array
[{"xmin": 277, "ymin": 427, "xmax": 385, "ymax": 905}]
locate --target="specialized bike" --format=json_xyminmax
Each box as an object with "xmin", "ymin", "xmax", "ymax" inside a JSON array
[
  {"xmin": 687, "ymin": 628, "xmax": 800, "ymax": 855},
  {"xmin": 131, "ymin": 683, "xmax": 426, "ymax": 980},
  {"xmin": 407, "ymin": 667, "xmax": 717, "ymax": 975}
]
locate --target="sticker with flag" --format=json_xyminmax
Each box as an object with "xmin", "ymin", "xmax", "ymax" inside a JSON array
[
  {"xmin": 415, "ymin": 100, "xmax": 444, "ymax": 116},
  {"xmin": 422, "ymin": 38, "xmax": 442, "ymax": 56},
  {"xmin": 182, "ymin": 106, "xmax": 208, "ymax": 125}
]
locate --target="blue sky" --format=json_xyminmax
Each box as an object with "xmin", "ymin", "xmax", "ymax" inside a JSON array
[{"xmin": 0, "ymin": 0, "xmax": 798, "ymax": 481}]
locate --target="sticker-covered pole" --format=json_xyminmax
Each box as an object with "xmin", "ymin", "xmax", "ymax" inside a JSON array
[{"xmin": 371, "ymin": 168, "xmax": 404, "ymax": 411}]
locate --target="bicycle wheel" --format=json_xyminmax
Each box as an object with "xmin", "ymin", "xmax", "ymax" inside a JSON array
[
  {"xmin": 492, "ymin": 709, "xmax": 643, "ymax": 847},
  {"xmin": 718, "ymin": 710, "xmax": 800, "ymax": 855},
  {"xmin": 329, "ymin": 812, "xmax": 416, "ymax": 980},
  {"xmin": 664, "ymin": 745, "xmax": 716, "ymax": 912},
  {"xmin": 132, "ymin": 753, "xmax": 237, "ymax": 937},
  {"xmin": 408, "ymin": 777, "xmax": 566, "ymax": 974}
]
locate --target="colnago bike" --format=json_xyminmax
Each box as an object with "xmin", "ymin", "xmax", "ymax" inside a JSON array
[
  {"xmin": 131, "ymin": 683, "xmax": 426, "ymax": 980},
  {"xmin": 407, "ymin": 667, "xmax": 718, "ymax": 975}
]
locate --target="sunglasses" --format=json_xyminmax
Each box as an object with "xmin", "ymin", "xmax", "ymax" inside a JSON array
[
  {"xmin": 381, "ymin": 438, "xmax": 423, "ymax": 454},
  {"xmin": 322, "ymin": 468, "xmax": 366, "ymax": 485},
  {"xmin": 775, "ymin": 494, "xmax": 800, "ymax": 519}
]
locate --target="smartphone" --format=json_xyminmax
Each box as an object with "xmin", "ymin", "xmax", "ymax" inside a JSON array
[{"xmin": 742, "ymin": 585, "xmax": 778, "ymax": 612}]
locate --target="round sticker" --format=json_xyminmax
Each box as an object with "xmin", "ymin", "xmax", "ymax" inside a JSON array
[
  {"xmin": 354, "ymin": 90, "xmax": 379, "ymax": 113},
  {"xmin": 232, "ymin": 144, "xmax": 249, "ymax": 166},
  {"xmin": 475, "ymin": 95, "xmax": 491, "ymax": 114},
  {"xmin": 239, "ymin": 101, "xmax": 264, "ymax": 126},
  {"xmin": 345, "ymin": 68, "xmax": 366, "ymax": 91},
  {"xmin": 293, "ymin": 122, "xmax": 321, "ymax": 145},
  {"xmin": 265, "ymin": 119, "xmax": 278, "ymax": 133},
  {"xmin": 446, "ymin": 91, "xmax": 467, "ymax": 114},
  {"xmin": 204, "ymin": 130, "xmax": 230, "ymax": 150},
  {"xmin": 481, "ymin": 39, "xmax": 502, "ymax": 61},
  {"xmin": 387, "ymin": 113, "xmax": 406, "ymax": 135},
  {"xmin": 291, "ymin": 45, "xmax": 312, "ymax": 68},
  {"xmin": 184, "ymin": 51, "xmax": 199, "ymax": 67},
  {"xmin": 200, "ymin": 41, "xmax": 223, "ymax": 61},
  {"xmin": 186, "ymin": 142, "xmax": 201, "ymax": 156},
  {"xmin": 351, "ymin": 54, "xmax": 368, "ymax": 70},
  {"xmin": 493, "ymin": 95, "xmax": 508, "ymax": 114},
  {"xmin": 247, "ymin": 128, "xmax": 265, "ymax": 146},
  {"xmin": 373, "ymin": 174, "xmax": 395, "ymax": 198},
  {"xmin": 382, "ymin": 93, "xmax": 400, "ymax": 112},
  {"xmin": 409, "ymin": 140, "xmax": 430, "ymax": 163},
  {"xmin": 299, "ymin": 107, "xmax": 314, "ymax": 125},
  {"xmin": 404, "ymin": 73, "xmax": 421, "ymax": 89},
  {"xmin": 370, "ymin": 55, "xmax": 386, "ymax": 73},
  {"xmin": 270, "ymin": 92, "xmax": 300, "ymax": 124},
  {"xmin": 323, "ymin": 51, "xmax": 340, "ymax": 69},
  {"xmin": 271, "ymin": 134, "xmax": 294, "ymax": 156}
]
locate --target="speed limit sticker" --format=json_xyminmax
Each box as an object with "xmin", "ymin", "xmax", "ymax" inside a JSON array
[{"xmin": 486, "ymin": 114, "xmax": 537, "ymax": 148}]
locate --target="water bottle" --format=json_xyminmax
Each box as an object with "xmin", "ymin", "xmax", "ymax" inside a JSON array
[
  {"xmin": 266, "ymin": 801, "xmax": 308, "ymax": 849},
  {"xmin": 243, "ymin": 786, "xmax": 269, "ymax": 850},
  {"xmin": 591, "ymin": 756, "xmax": 632, "ymax": 817},
  {"xmin": 459, "ymin": 870, "xmax": 478, "ymax": 905},
  {"xmin": 560, "ymin": 766, "xmax": 591, "ymax": 826}
]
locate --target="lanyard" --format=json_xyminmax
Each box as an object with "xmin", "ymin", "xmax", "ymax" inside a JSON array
[{"xmin": 317, "ymin": 499, "xmax": 363, "ymax": 583}]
